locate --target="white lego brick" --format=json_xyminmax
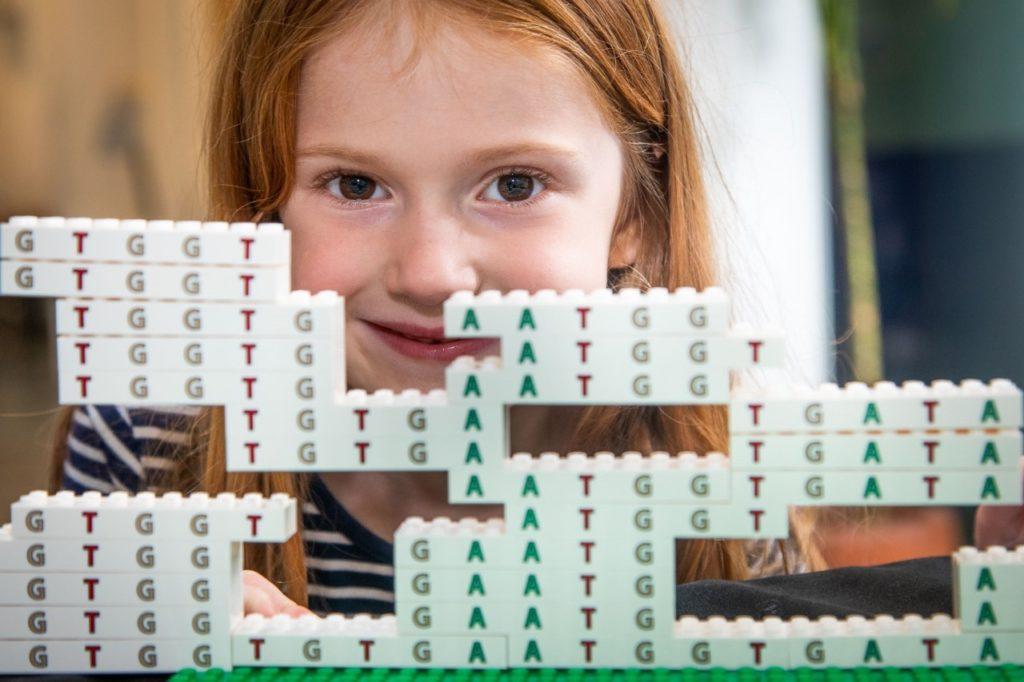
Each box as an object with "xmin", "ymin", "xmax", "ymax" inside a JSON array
[
  {"xmin": 730, "ymin": 379, "xmax": 1023, "ymax": 433},
  {"xmin": 57, "ymin": 368, "xmax": 331, "ymax": 405},
  {"xmin": 1, "ymin": 260, "xmax": 289, "ymax": 301},
  {"xmin": 223, "ymin": 391, "xmax": 502, "ymax": 441},
  {"xmin": 393, "ymin": 567, "xmax": 665, "ymax": 603},
  {"xmin": 445, "ymin": 356, "xmax": 508, "ymax": 405},
  {"xmin": 445, "ymin": 467, "xmax": 511, "ymax": 504},
  {"xmin": 499, "ymin": 365, "xmax": 729, "ymax": 404},
  {"xmin": 10, "ymin": 490, "xmax": 297, "ymax": 543},
  {"xmin": 0, "ymin": 571, "xmax": 236, "ymax": 607},
  {"xmin": 224, "ymin": 429, "xmax": 502, "ymax": 471},
  {"xmin": 0, "ymin": 606, "xmax": 237, "ymax": 639},
  {"xmin": 506, "ymin": 632, "xmax": 671, "ymax": 668},
  {"xmin": 0, "ymin": 637, "xmax": 231, "ymax": 674},
  {"xmin": 957, "ymin": 595, "xmax": 1024, "ymax": 632},
  {"xmin": 786, "ymin": 615, "xmax": 869, "ymax": 668},
  {"xmin": 670, "ymin": 616, "xmax": 791, "ymax": 670},
  {"xmin": 58, "ymin": 336, "xmax": 340, "ymax": 372},
  {"xmin": 499, "ymin": 452, "xmax": 730, "ymax": 504},
  {"xmin": 394, "ymin": 517, "xmax": 513, "ymax": 569},
  {"xmin": 503, "ymin": 501, "xmax": 664, "ymax": 538},
  {"xmin": 844, "ymin": 615, "xmax": 1003, "ymax": 668},
  {"xmin": 653, "ymin": 503, "xmax": 790, "ymax": 539},
  {"xmin": 955, "ymin": 545, "xmax": 1024, "ymax": 630},
  {"xmin": 0, "ymin": 525, "xmax": 239, "ymax": 572},
  {"xmin": 505, "ymin": 495, "xmax": 766, "ymax": 542},
  {"xmin": 730, "ymin": 470, "xmax": 1022, "ymax": 506},
  {"xmin": 1, "ymin": 216, "xmax": 289, "ymax": 265},
  {"xmin": 55, "ymin": 291, "xmax": 342, "ymax": 337},
  {"xmin": 443, "ymin": 286, "xmax": 731, "ymax": 337},
  {"xmin": 399, "ymin": 518, "xmax": 677, "ymax": 572},
  {"xmin": 954, "ymin": 545, "xmax": 1024, "ymax": 595},
  {"xmin": 786, "ymin": 614, "xmax": 1024, "ymax": 668},
  {"xmin": 445, "ymin": 355, "xmax": 729, "ymax": 405},
  {"xmin": 730, "ymin": 430, "xmax": 1022, "ymax": 469},
  {"xmin": 396, "ymin": 598, "xmax": 666, "ymax": 638},
  {"xmin": 501, "ymin": 331, "xmax": 782, "ymax": 372},
  {"xmin": 231, "ymin": 613, "xmax": 506, "ymax": 668},
  {"xmin": 222, "ymin": 391, "xmax": 505, "ymax": 471}
]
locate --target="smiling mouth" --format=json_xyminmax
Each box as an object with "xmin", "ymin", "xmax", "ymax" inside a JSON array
[
  {"xmin": 363, "ymin": 320, "xmax": 498, "ymax": 362},
  {"xmin": 364, "ymin": 321, "xmax": 446, "ymax": 342}
]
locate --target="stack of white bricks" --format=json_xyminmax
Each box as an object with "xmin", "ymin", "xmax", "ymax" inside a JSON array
[
  {"xmin": 442, "ymin": 287, "xmax": 782, "ymax": 404},
  {"xmin": 954, "ymin": 545, "xmax": 1024, "ymax": 636},
  {"xmin": 729, "ymin": 380, "xmax": 1022, "ymax": 506},
  {"xmin": 0, "ymin": 490, "xmax": 296, "ymax": 673},
  {"xmin": 1, "ymin": 215, "xmax": 1023, "ymax": 673}
]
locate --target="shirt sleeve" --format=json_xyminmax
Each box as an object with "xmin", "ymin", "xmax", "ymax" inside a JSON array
[{"xmin": 62, "ymin": 405, "xmax": 147, "ymax": 493}]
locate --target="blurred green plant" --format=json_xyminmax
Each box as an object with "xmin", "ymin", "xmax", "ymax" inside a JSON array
[{"xmin": 820, "ymin": 0, "xmax": 883, "ymax": 382}]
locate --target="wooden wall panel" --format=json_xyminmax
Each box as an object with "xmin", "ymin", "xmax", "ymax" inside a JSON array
[{"xmin": 0, "ymin": 0, "xmax": 213, "ymax": 220}]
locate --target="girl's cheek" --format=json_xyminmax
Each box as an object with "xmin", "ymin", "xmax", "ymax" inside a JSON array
[
  {"xmin": 290, "ymin": 229, "xmax": 380, "ymax": 296},
  {"xmin": 485, "ymin": 224, "xmax": 612, "ymax": 294}
]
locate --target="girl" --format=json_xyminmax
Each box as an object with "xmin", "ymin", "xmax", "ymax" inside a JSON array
[{"xmin": 53, "ymin": 0, "xmax": 885, "ymax": 618}]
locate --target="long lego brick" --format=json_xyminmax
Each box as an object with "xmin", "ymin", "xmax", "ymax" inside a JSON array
[
  {"xmin": 225, "ymin": 430, "xmax": 501, "ymax": 471},
  {"xmin": 504, "ymin": 501, "xmax": 759, "ymax": 539},
  {"xmin": 498, "ymin": 452, "xmax": 730, "ymax": 503},
  {"xmin": 393, "ymin": 567, "xmax": 668, "ymax": 604},
  {"xmin": 223, "ymin": 394, "xmax": 505, "ymax": 471},
  {"xmin": 395, "ymin": 518, "xmax": 676, "ymax": 569},
  {"xmin": 55, "ymin": 291, "xmax": 342, "ymax": 337},
  {"xmin": 10, "ymin": 490, "xmax": 297, "ymax": 542},
  {"xmin": 503, "ymin": 501, "xmax": 669, "ymax": 538},
  {"xmin": 0, "ymin": 260, "xmax": 289, "ymax": 301},
  {"xmin": 730, "ymin": 470, "xmax": 1022, "ymax": 506},
  {"xmin": 231, "ymin": 613, "xmax": 507, "ymax": 668},
  {"xmin": 0, "ymin": 571, "xmax": 236, "ymax": 606},
  {"xmin": 500, "ymin": 331, "xmax": 783, "ymax": 371},
  {"xmin": 444, "ymin": 286, "xmax": 730, "ymax": 336},
  {"xmin": 730, "ymin": 430, "xmax": 1022, "ymax": 469},
  {"xmin": 782, "ymin": 614, "xmax": 1023, "ymax": 668},
  {"xmin": 730, "ymin": 379, "xmax": 1022, "ymax": 433},
  {"xmin": 1, "ymin": 216, "xmax": 289, "ymax": 265},
  {"xmin": 223, "ymin": 393, "xmax": 501, "ymax": 440},
  {"xmin": 58, "ymin": 336, "xmax": 340, "ymax": 372},
  {"xmin": 446, "ymin": 355, "xmax": 729, "ymax": 405},
  {"xmin": 0, "ymin": 525, "xmax": 238, "ymax": 572},
  {"xmin": 57, "ymin": 369, "xmax": 333, "ymax": 405},
  {"xmin": 506, "ymin": 633, "xmax": 673, "ymax": 668},
  {"xmin": 0, "ymin": 637, "xmax": 231, "ymax": 674},
  {"xmin": 0, "ymin": 606, "xmax": 237, "ymax": 639},
  {"xmin": 396, "ymin": 598, "xmax": 671, "ymax": 637}
]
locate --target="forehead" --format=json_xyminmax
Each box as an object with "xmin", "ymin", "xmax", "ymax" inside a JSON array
[{"xmin": 295, "ymin": 9, "xmax": 615, "ymax": 155}]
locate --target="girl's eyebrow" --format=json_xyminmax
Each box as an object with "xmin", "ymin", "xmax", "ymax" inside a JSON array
[{"xmin": 295, "ymin": 142, "xmax": 583, "ymax": 167}]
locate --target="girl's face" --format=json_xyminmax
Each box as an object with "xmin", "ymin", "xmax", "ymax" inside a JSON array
[{"xmin": 280, "ymin": 12, "xmax": 637, "ymax": 392}]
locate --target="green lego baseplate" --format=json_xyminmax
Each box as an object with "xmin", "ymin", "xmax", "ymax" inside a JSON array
[{"xmin": 170, "ymin": 665, "xmax": 1024, "ymax": 681}]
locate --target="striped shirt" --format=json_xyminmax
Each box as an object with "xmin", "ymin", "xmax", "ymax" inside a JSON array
[{"xmin": 63, "ymin": 406, "xmax": 804, "ymax": 616}]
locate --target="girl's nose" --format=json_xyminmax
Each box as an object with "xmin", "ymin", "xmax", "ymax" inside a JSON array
[{"xmin": 383, "ymin": 209, "xmax": 480, "ymax": 308}]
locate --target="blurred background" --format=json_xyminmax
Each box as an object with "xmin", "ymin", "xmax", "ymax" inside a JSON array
[{"xmin": 0, "ymin": 0, "xmax": 1021, "ymax": 569}]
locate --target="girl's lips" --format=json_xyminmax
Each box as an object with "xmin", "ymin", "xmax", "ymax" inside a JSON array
[{"xmin": 363, "ymin": 320, "xmax": 498, "ymax": 362}]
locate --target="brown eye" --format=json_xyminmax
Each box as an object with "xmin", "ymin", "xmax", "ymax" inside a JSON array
[
  {"xmin": 496, "ymin": 173, "xmax": 534, "ymax": 201},
  {"xmin": 334, "ymin": 175, "xmax": 378, "ymax": 200}
]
